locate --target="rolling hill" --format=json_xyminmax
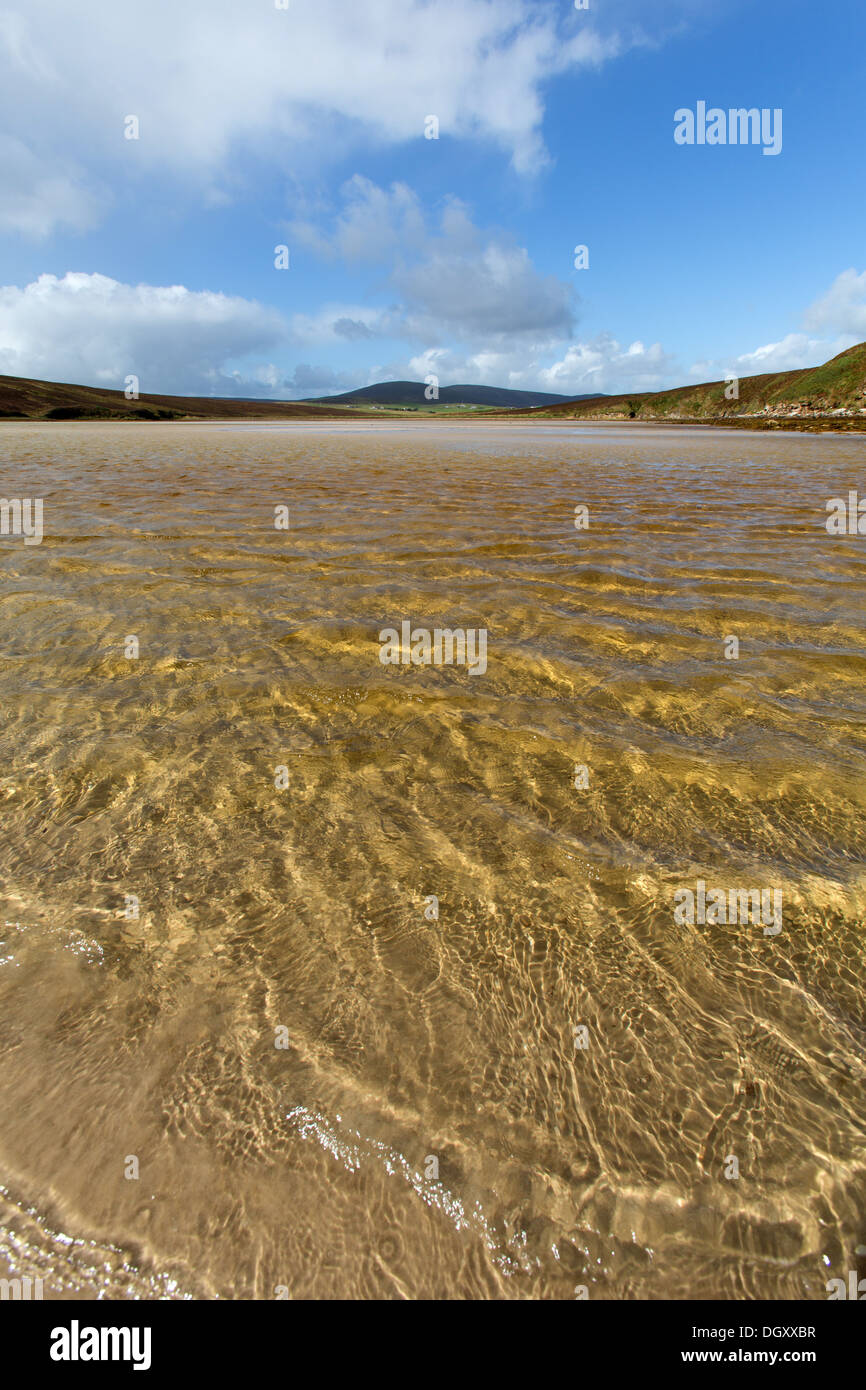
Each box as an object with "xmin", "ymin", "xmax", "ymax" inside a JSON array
[
  {"xmin": 303, "ymin": 381, "xmax": 602, "ymax": 409},
  {"xmin": 0, "ymin": 374, "xmax": 370, "ymax": 421},
  {"xmin": 518, "ymin": 343, "xmax": 866, "ymax": 429}
]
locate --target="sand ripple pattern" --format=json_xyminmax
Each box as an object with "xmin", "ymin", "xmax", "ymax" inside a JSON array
[{"xmin": 0, "ymin": 421, "xmax": 864, "ymax": 1299}]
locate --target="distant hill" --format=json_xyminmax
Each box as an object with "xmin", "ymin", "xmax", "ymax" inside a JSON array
[
  {"xmin": 303, "ymin": 381, "xmax": 604, "ymax": 409},
  {"xmin": 0, "ymin": 374, "xmax": 370, "ymax": 421},
  {"xmin": 518, "ymin": 343, "xmax": 866, "ymax": 429}
]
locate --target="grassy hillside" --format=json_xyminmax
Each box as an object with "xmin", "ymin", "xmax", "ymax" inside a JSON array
[
  {"xmin": 0, "ymin": 374, "xmax": 369, "ymax": 421},
  {"xmin": 520, "ymin": 343, "xmax": 866, "ymax": 429}
]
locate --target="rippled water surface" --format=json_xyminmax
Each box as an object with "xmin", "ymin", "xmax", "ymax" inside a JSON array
[{"xmin": 1, "ymin": 420, "xmax": 864, "ymax": 1300}]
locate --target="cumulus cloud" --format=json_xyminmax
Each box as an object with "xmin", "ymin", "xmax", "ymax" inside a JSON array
[
  {"xmin": 291, "ymin": 179, "xmax": 426, "ymax": 264},
  {"xmin": 288, "ymin": 302, "xmax": 396, "ymax": 347},
  {"xmin": 689, "ymin": 269, "xmax": 866, "ymax": 381},
  {"xmin": 530, "ymin": 336, "xmax": 679, "ymax": 393},
  {"xmin": 289, "ymin": 177, "xmax": 576, "ymax": 346},
  {"xmin": 244, "ymin": 362, "xmax": 363, "ymax": 397},
  {"xmin": 730, "ymin": 335, "xmax": 837, "ymax": 376},
  {"xmin": 285, "ymin": 364, "xmax": 363, "ymax": 396},
  {"xmin": 396, "ymin": 238, "xmax": 574, "ymax": 344},
  {"xmin": 395, "ymin": 334, "xmax": 681, "ymax": 397},
  {"xmin": 16, "ymin": 261, "xmax": 861, "ymax": 403},
  {"xmin": 0, "ymin": 265, "xmax": 675, "ymax": 402},
  {"xmin": 0, "ymin": 272, "xmax": 286, "ymax": 395},
  {"xmin": 803, "ymin": 268, "xmax": 866, "ymax": 339},
  {"xmin": 0, "ymin": 136, "xmax": 102, "ymax": 239},
  {"xmin": 0, "ymin": 0, "xmax": 635, "ymax": 236}
]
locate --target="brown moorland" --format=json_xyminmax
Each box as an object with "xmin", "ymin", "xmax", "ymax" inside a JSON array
[{"xmin": 0, "ymin": 374, "xmax": 369, "ymax": 421}]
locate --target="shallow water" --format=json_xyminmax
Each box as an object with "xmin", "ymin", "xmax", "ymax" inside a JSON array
[{"xmin": 0, "ymin": 420, "xmax": 864, "ymax": 1300}]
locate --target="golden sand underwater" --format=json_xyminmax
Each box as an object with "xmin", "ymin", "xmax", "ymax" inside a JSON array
[{"xmin": 0, "ymin": 420, "xmax": 864, "ymax": 1299}]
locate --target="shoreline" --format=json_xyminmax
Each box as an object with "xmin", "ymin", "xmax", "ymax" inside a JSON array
[{"xmin": 3, "ymin": 414, "xmax": 866, "ymax": 434}]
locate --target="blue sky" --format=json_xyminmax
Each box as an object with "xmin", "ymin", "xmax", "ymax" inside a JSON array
[{"xmin": 0, "ymin": 0, "xmax": 864, "ymax": 398}]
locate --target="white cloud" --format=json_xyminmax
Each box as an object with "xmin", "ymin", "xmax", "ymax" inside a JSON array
[
  {"xmin": 803, "ymin": 268, "xmax": 866, "ymax": 339},
  {"xmin": 733, "ymin": 334, "xmax": 837, "ymax": 375},
  {"xmin": 286, "ymin": 364, "xmax": 364, "ymax": 396},
  {"xmin": 14, "ymin": 261, "xmax": 860, "ymax": 404},
  {"xmin": 0, "ymin": 0, "xmax": 634, "ymax": 236},
  {"xmin": 291, "ymin": 178, "xmax": 426, "ymax": 264},
  {"xmin": 398, "ymin": 334, "xmax": 681, "ymax": 396},
  {"xmin": 0, "ymin": 272, "xmax": 286, "ymax": 395},
  {"xmin": 290, "ymin": 177, "xmax": 576, "ymax": 346},
  {"xmin": 0, "ymin": 137, "xmax": 102, "ymax": 239},
  {"xmin": 288, "ymin": 301, "xmax": 395, "ymax": 347},
  {"xmin": 397, "ymin": 237, "xmax": 574, "ymax": 344},
  {"xmin": 689, "ymin": 269, "xmax": 866, "ymax": 381},
  {"xmin": 531, "ymin": 336, "xmax": 679, "ymax": 393}
]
